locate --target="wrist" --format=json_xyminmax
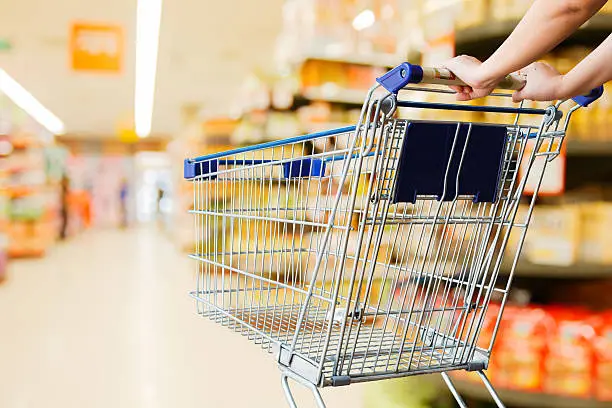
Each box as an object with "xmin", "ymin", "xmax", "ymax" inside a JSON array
[
  {"xmin": 478, "ymin": 60, "xmax": 507, "ymax": 88},
  {"xmin": 553, "ymin": 74, "xmax": 569, "ymax": 100}
]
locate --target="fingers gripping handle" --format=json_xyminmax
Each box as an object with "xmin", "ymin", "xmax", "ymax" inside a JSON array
[
  {"xmin": 418, "ymin": 67, "xmax": 525, "ymax": 90},
  {"xmin": 378, "ymin": 63, "xmax": 604, "ymax": 106},
  {"xmin": 376, "ymin": 62, "xmax": 525, "ymax": 93}
]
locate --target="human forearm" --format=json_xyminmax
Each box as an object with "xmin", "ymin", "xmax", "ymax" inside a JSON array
[
  {"xmin": 557, "ymin": 33, "xmax": 612, "ymax": 98},
  {"xmin": 511, "ymin": 34, "xmax": 611, "ymax": 102},
  {"xmin": 479, "ymin": 0, "xmax": 606, "ymax": 84}
]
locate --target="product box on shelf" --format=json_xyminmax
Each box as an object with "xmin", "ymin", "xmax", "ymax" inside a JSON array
[
  {"xmin": 201, "ymin": 118, "xmax": 237, "ymax": 145},
  {"xmin": 494, "ymin": 305, "xmax": 554, "ymax": 391},
  {"xmin": 489, "ymin": 0, "xmax": 531, "ymax": 21},
  {"xmin": 8, "ymin": 221, "xmax": 48, "ymax": 257},
  {"xmin": 543, "ymin": 307, "xmax": 598, "ymax": 398},
  {"xmin": 523, "ymin": 205, "xmax": 581, "ymax": 266},
  {"xmin": 450, "ymin": 302, "xmax": 509, "ymax": 384},
  {"xmin": 594, "ymin": 312, "xmax": 612, "ymax": 401},
  {"xmin": 593, "ymin": 81, "xmax": 612, "ymax": 138},
  {"xmin": 579, "ymin": 202, "xmax": 612, "ymax": 264},
  {"xmin": 489, "ymin": 0, "xmax": 510, "ymax": 21},
  {"xmin": 456, "ymin": 0, "xmax": 488, "ymax": 30},
  {"xmin": 299, "ymin": 60, "xmax": 386, "ymax": 96},
  {"xmin": 0, "ymin": 233, "xmax": 7, "ymax": 280},
  {"xmin": 454, "ymin": 302, "xmax": 612, "ymax": 401},
  {"xmin": 506, "ymin": 0, "xmax": 533, "ymax": 21}
]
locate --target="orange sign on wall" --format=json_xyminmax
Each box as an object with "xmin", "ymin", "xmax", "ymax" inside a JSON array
[{"xmin": 71, "ymin": 23, "xmax": 123, "ymax": 72}]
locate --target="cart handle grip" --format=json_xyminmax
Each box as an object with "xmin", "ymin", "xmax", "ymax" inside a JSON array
[
  {"xmin": 378, "ymin": 63, "xmax": 604, "ymax": 106},
  {"xmin": 377, "ymin": 63, "xmax": 525, "ymax": 93}
]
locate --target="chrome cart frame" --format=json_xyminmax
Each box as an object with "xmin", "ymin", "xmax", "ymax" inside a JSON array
[{"xmin": 183, "ymin": 63, "xmax": 603, "ymax": 407}]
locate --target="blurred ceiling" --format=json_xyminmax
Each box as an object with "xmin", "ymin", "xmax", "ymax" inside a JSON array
[{"xmin": 0, "ymin": 0, "xmax": 284, "ymax": 137}]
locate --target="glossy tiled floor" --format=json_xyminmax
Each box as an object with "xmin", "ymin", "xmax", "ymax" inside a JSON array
[{"xmin": 0, "ymin": 227, "xmax": 363, "ymax": 408}]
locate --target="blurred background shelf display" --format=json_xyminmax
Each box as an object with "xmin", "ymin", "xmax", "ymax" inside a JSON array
[
  {"xmin": 455, "ymin": 12, "xmax": 612, "ymax": 57},
  {"xmin": 445, "ymin": 378, "xmax": 612, "ymax": 408},
  {"xmin": 444, "ymin": 299, "xmax": 612, "ymax": 405},
  {"xmin": 1, "ymin": 0, "xmax": 612, "ymax": 407},
  {"xmin": 0, "ymin": 97, "xmax": 63, "ymax": 259},
  {"xmin": 567, "ymin": 140, "xmax": 612, "ymax": 156},
  {"xmin": 274, "ymin": 0, "xmax": 419, "ymax": 72},
  {"xmin": 502, "ymin": 262, "xmax": 612, "ymax": 279},
  {"xmin": 301, "ymin": 86, "xmax": 367, "ymax": 105},
  {"xmin": 219, "ymin": 2, "xmax": 612, "ymax": 407},
  {"xmin": 288, "ymin": 52, "xmax": 401, "ymax": 69}
]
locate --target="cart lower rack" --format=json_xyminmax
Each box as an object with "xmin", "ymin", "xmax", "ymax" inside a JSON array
[{"xmin": 183, "ymin": 63, "xmax": 603, "ymax": 407}]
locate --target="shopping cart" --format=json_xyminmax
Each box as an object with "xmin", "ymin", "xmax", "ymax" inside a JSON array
[{"xmin": 183, "ymin": 63, "xmax": 603, "ymax": 407}]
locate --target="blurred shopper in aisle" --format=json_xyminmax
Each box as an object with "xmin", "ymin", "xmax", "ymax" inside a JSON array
[
  {"xmin": 119, "ymin": 178, "xmax": 129, "ymax": 229},
  {"xmin": 443, "ymin": 0, "xmax": 611, "ymax": 102},
  {"xmin": 82, "ymin": 186, "xmax": 92, "ymax": 228},
  {"xmin": 157, "ymin": 184, "xmax": 165, "ymax": 218},
  {"xmin": 59, "ymin": 173, "xmax": 70, "ymax": 240}
]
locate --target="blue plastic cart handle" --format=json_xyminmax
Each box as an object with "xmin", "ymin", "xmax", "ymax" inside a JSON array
[
  {"xmin": 572, "ymin": 85, "xmax": 604, "ymax": 107},
  {"xmin": 376, "ymin": 63, "xmax": 422, "ymax": 93}
]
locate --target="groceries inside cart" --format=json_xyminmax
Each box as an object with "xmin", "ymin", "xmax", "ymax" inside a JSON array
[{"xmin": 183, "ymin": 62, "xmax": 604, "ymax": 408}]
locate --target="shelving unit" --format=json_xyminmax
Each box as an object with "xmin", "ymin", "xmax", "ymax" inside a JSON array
[
  {"xmin": 502, "ymin": 261, "xmax": 612, "ymax": 279},
  {"xmin": 301, "ymin": 86, "xmax": 366, "ymax": 105},
  {"xmin": 567, "ymin": 140, "xmax": 612, "ymax": 156},
  {"xmin": 290, "ymin": 52, "xmax": 401, "ymax": 69},
  {"xmin": 457, "ymin": 14, "xmax": 612, "ymax": 48},
  {"xmin": 0, "ymin": 137, "xmax": 60, "ymax": 258},
  {"xmin": 450, "ymin": 379, "xmax": 612, "ymax": 408},
  {"xmin": 0, "ymin": 135, "xmax": 9, "ymax": 280},
  {"xmin": 456, "ymin": 13, "xmax": 612, "ymax": 56},
  {"xmin": 223, "ymin": 3, "xmax": 612, "ymax": 406}
]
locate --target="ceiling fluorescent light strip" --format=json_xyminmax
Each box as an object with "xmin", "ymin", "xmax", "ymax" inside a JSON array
[
  {"xmin": 0, "ymin": 68, "xmax": 65, "ymax": 135},
  {"xmin": 135, "ymin": 0, "xmax": 163, "ymax": 138}
]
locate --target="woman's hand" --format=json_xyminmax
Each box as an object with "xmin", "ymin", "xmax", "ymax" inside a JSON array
[
  {"xmin": 512, "ymin": 62, "xmax": 564, "ymax": 102},
  {"xmin": 443, "ymin": 56, "xmax": 565, "ymax": 102},
  {"xmin": 442, "ymin": 55, "xmax": 501, "ymax": 101}
]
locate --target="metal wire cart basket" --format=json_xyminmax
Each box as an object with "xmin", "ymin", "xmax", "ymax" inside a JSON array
[{"xmin": 183, "ymin": 63, "xmax": 603, "ymax": 407}]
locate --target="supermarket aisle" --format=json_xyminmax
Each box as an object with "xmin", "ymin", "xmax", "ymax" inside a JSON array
[{"xmin": 0, "ymin": 228, "xmax": 363, "ymax": 408}]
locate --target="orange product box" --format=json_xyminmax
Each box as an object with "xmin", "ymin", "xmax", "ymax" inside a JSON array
[
  {"xmin": 8, "ymin": 222, "xmax": 28, "ymax": 239},
  {"xmin": 347, "ymin": 65, "xmax": 385, "ymax": 90},
  {"xmin": 463, "ymin": 303, "xmax": 516, "ymax": 388},
  {"xmin": 321, "ymin": 61, "xmax": 348, "ymax": 89},
  {"xmin": 347, "ymin": 65, "xmax": 370, "ymax": 90},
  {"xmin": 473, "ymin": 303, "xmax": 507, "ymax": 385},
  {"xmin": 477, "ymin": 303, "xmax": 505, "ymax": 350},
  {"xmin": 300, "ymin": 60, "xmax": 322, "ymax": 89},
  {"xmin": 495, "ymin": 305, "xmax": 554, "ymax": 391},
  {"xmin": 543, "ymin": 307, "xmax": 599, "ymax": 398},
  {"xmin": 594, "ymin": 311, "xmax": 612, "ymax": 401}
]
